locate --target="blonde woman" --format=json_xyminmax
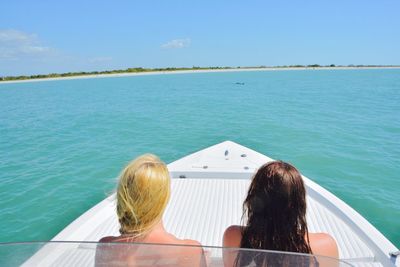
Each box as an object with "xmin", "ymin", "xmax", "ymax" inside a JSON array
[{"xmin": 96, "ymin": 154, "xmax": 204, "ymax": 266}]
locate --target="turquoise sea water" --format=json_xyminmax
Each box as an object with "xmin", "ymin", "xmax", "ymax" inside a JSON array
[{"xmin": 0, "ymin": 69, "xmax": 399, "ymax": 248}]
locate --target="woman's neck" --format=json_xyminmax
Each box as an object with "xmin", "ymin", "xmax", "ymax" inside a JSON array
[
  {"xmin": 144, "ymin": 220, "xmax": 167, "ymax": 239},
  {"xmin": 119, "ymin": 220, "xmax": 166, "ymax": 241}
]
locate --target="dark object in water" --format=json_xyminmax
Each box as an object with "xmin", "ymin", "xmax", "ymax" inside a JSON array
[{"xmin": 235, "ymin": 82, "xmax": 245, "ymax": 85}]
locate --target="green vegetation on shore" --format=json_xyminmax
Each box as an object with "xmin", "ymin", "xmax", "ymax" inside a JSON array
[{"xmin": 1, "ymin": 65, "xmax": 398, "ymax": 82}]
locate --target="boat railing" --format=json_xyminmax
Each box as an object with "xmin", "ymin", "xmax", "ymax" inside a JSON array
[{"xmin": 0, "ymin": 241, "xmax": 352, "ymax": 266}]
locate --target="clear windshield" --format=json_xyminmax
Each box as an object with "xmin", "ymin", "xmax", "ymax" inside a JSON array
[{"xmin": 0, "ymin": 241, "xmax": 351, "ymax": 267}]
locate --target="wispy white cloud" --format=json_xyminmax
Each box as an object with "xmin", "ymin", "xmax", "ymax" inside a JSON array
[
  {"xmin": 0, "ymin": 29, "xmax": 53, "ymax": 60},
  {"xmin": 161, "ymin": 38, "xmax": 191, "ymax": 49},
  {"xmin": 89, "ymin": 56, "xmax": 113, "ymax": 63},
  {"xmin": 0, "ymin": 30, "xmax": 34, "ymax": 42}
]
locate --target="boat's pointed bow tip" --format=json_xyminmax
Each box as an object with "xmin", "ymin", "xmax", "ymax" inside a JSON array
[
  {"xmin": 216, "ymin": 140, "xmax": 247, "ymax": 149},
  {"xmin": 221, "ymin": 140, "xmax": 239, "ymax": 145}
]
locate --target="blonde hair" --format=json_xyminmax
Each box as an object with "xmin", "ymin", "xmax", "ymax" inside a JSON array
[{"xmin": 116, "ymin": 154, "xmax": 171, "ymax": 237}]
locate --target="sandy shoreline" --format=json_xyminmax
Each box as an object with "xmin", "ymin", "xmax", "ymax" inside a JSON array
[{"xmin": 1, "ymin": 66, "xmax": 399, "ymax": 84}]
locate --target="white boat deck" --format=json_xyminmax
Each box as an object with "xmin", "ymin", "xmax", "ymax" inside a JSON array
[{"xmin": 25, "ymin": 141, "xmax": 398, "ymax": 266}]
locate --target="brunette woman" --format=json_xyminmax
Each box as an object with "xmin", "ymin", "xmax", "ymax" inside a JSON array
[{"xmin": 223, "ymin": 161, "xmax": 338, "ymax": 266}]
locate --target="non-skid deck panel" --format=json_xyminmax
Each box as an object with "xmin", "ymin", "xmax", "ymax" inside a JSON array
[
  {"xmin": 164, "ymin": 178, "xmax": 246, "ymax": 247},
  {"xmin": 306, "ymin": 196, "xmax": 373, "ymax": 260},
  {"xmin": 51, "ymin": 178, "xmax": 377, "ymax": 265}
]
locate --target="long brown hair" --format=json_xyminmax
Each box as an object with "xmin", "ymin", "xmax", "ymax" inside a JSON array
[{"xmin": 236, "ymin": 161, "xmax": 312, "ymax": 266}]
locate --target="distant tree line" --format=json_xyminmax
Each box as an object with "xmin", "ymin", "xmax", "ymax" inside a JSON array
[
  {"xmin": 1, "ymin": 65, "xmax": 398, "ymax": 82},
  {"xmin": 0, "ymin": 66, "xmax": 233, "ymax": 81}
]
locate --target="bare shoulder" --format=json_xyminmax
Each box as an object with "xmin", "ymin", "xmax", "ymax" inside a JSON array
[
  {"xmin": 98, "ymin": 236, "xmax": 117, "ymax": 243},
  {"xmin": 309, "ymin": 233, "xmax": 337, "ymax": 246},
  {"xmin": 309, "ymin": 233, "xmax": 339, "ymax": 258},
  {"xmin": 223, "ymin": 225, "xmax": 242, "ymax": 247},
  {"xmin": 163, "ymin": 231, "xmax": 201, "ymax": 247},
  {"xmin": 181, "ymin": 239, "xmax": 204, "ymax": 256},
  {"xmin": 183, "ymin": 239, "xmax": 202, "ymax": 247}
]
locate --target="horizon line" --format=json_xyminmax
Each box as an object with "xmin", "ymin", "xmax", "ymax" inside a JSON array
[{"xmin": 1, "ymin": 65, "xmax": 400, "ymax": 83}]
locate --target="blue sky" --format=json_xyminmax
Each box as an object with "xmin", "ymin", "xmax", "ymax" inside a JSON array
[{"xmin": 1, "ymin": 0, "xmax": 399, "ymax": 76}]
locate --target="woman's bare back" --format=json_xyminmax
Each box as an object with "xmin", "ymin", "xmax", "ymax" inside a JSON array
[
  {"xmin": 223, "ymin": 225, "xmax": 338, "ymax": 266},
  {"xmin": 96, "ymin": 223, "xmax": 204, "ymax": 267}
]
